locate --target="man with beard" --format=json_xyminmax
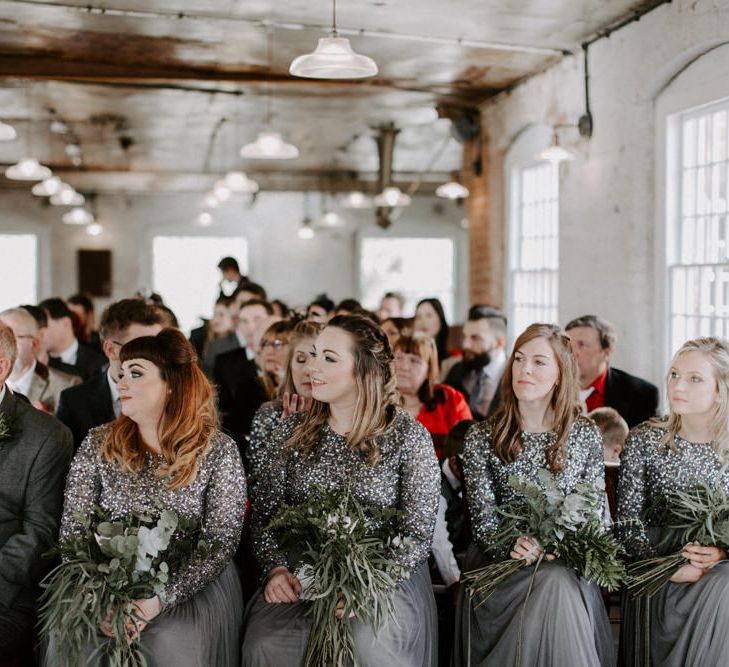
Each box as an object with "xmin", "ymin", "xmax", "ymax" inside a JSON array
[{"xmin": 443, "ymin": 305, "xmax": 507, "ymax": 420}]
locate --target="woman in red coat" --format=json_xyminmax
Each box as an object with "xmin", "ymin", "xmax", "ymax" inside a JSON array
[{"xmin": 394, "ymin": 333, "xmax": 472, "ymax": 458}]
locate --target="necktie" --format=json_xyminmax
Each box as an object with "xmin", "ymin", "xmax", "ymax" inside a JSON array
[{"xmin": 469, "ymin": 372, "xmax": 486, "ymax": 416}]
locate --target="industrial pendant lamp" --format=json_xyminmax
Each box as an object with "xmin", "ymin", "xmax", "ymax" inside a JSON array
[
  {"xmin": 5, "ymin": 157, "xmax": 52, "ymax": 181},
  {"xmin": 436, "ymin": 172, "xmax": 469, "ymax": 200},
  {"xmin": 0, "ymin": 121, "xmax": 16, "ymax": 141},
  {"xmin": 538, "ymin": 132, "xmax": 574, "ymax": 164},
  {"xmin": 289, "ymin": 0, "xmax": 377, "ymax": 79}
]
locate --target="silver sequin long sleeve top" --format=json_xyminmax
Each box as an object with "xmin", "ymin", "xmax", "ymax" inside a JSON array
[
  {"xmin": 463, "ymin": 416, "xmax": 605, "ymax": 557},
  {"xmin": 60, "ymin": 425, "xmax": 247, "ymax": 607},
  {"xmin": 251, "ymin": 409, "xmax": 440, "ymax": 578},
  {"xmin": 616, "ymin": 422, "xmax": 729, "ymax": 560},
  {"xmin": 247, "ymin": 399, "xmax": 283, "ymax": 489}
]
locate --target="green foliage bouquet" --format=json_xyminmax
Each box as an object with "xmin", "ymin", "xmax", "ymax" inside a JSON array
[
  {"xmin": 268, "ymin": 484, "xmax": 412, "ymax": 667},
  {"xmin": 626, "ymin": 479, "xmax": 729, "ymax": 597},
  {"xmin": 39, "ymin": 505, "xmax": 211, "ymax": 667},
  {"xmin": 463, "ymin": 470, "xmax": 625, "ymax": 603}
]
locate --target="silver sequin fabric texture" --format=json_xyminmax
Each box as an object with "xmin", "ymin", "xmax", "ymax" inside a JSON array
[
  {"xmin": 60, "ymin": 425, "xmax": 247, "ymax": 607},
  {"xmin": 247, "ymin": 399, "xmax": 283, "ymax": 489},
  {"xmin": 616, "ymin": 422, "xmax": 729, "ymax": 559},
  {"xmin": 462, "ymin": 416, "xmax": 605, "ymax": 557},
  {"xmin": 250, "ymin": 408, "xmax": 440, "ymax": 577}
]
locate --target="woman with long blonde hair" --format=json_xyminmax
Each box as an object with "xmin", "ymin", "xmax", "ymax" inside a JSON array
[
  {"xmin": 46, "ymin": 329, "xmax": 246, "ymax": 667},
  {"xmin": 617, "ymin": 336, "xmax": 729, "ymax": 666},
  {"xmin": 242, "ymin": 314, "xmax": 440, "ymax": 666},
  {"xmin": 453, "ymin": 323, "xmax": 612, "ymax": 666}
]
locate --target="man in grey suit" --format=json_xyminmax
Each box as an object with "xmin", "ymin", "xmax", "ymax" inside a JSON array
[
  {"xmin": 0, "ymin": 307, "xmax": 81, "ymax": 413},
  {"xmin": 0, "ymin": 322, "xmax": 73, "ymax": 659}
]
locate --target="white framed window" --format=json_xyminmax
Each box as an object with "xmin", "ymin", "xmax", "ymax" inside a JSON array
[
  {"xmin": 507, "ymin": 161, "xmax": 559, "ymax": 337},
  {"xmin": 359, "ymin": 237, "xmax": 455, "ymax": 320},
  {"xmin": 152, "ymin": 236, "xmax": 248, "ymax": 335},
  {"xmin": 668, "ymin": 98, "xmax": 729, "ymax": 355},
  {"xmin": 0, "ymin": 234, "xmax": 37, "ymax": 310}
]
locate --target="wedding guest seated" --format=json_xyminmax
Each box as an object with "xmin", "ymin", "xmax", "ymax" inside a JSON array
[
  {"xmin": 305, "ymin": 294, "xmax": 334, "ymax": 323},
  {"xmin": 380, "ymin": 316, "xmax": 411, "ymax": 348},
  {"xmin": 414, "ymin": 297, "xmax": 452, "ymax": 365},
  {"xmin": 242, "ymin": 315, "xmax": 440, "ymax": 666},
  {"xmin": 39, "ymin": 298, "xmax": 106, "ymax": 380},
  {"xmin": 376, "ymin": 291, "xmax": 405, "ymax": 321},
  {"xmin": 258, "ymin": 320, "xmax": 295, "ymax": 403},
  {"xmin": 194, "ymin": 296, "xmax": 237, "ymax": 378},
  {"xmin": 588, "ymin": 406, "xmax": 628, "ymax": 463},
  {"xmin": 44, "ymin": 329, "xmax": 246, "ymax": 667},
  {"xmin": 334, "ymin": 298, "xmax": 363, "ymax": 317},
  {"xmin": 56, "ymin": 299, "xmax": 164, "ymax": 449},
  {"xmin": 394, "ymin": 334, "xmax": 472, "ymax": 459},
  {"xmin": 271, "ymin": 299, "xmax": 289, "ymax": 319},
  {"xmin": 66, "ymin": 293, "xmax": 101, "ymax": 350},
  {"xmin": 0, "ymin": 323, "xmax": 73, "ymax": 661},
  {"xmin": 617, "ymin": 337, "xmax": 729, "ymax": 666},
  {"xmin": 565, "ymin": 314, "xmax": 659, "ymax": 428},
  {"xmin": 443, "ymin": 305, "xmax": 508, "ymax": 420},
  {"xmin": 0, "ymin": 307, "xmax": 81, "ymax": 413},
  {"xmin": 214, "ymin": 299, "xmax": 273, "ymax": 447}
]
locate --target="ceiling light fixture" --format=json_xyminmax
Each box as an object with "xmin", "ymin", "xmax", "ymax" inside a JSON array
[
  {"xmin": 240, "ymin": 131, "xmax": 299, "ymax": 160},
  {"xmin": 195, "ymin": 212, "xmax": 213, "ymax": 227},
  {"xmin": 50, "ymin": 184, "xmax": 85, "ymax": 206},
  {"xmin": 320, "ymin": 211, "xmax": 344, "ymax": 227},
  {"xmin": 290, "ymin": 0, "xmax": 377, "ymax": 79},
  {"xmin": 0, "ymin": 121, "xmax": 17, "ymax": 141},
  {"xmin": 5, "ymin": 157, "xmax": 52, "ymax": 181},
  {"xmin": 224, "ymin": 171, "xmax": 259, "ymax": 194},
  {"xmin": 50, "ymin": 120, "xmax": 69, "ymax": 135},
  {"xmin": 62, "ymin": 207, "xmax": 94, "ymax": 225},
  {"xmin": 435, "ymin": 172, "xmax": 469, "ymax": 200},
  {"xmin": 340, "ymin": 191, "xmax": 373, "ymax": 209},
  {"xmin": 213, "ymin": 181, "xmax": 232, "ymax": 202},
  {"xmin": 86, "ymin": 222, "xmax": 103, "ymax": 236},
  {"xmin": 538, "ymin": 132, "xmax": 574, "ymax": 164},
  {"xmin": 202, "ymin": 193, "xmax": 220, "ymax": 209},
  {"xmin": 31, "ymin": 176, "xmax": 63, "ymax": 197},
  {"xmin": 297, "ymin": 216, "xmax": 315, "ymax": 239},
  {"xmin": 374, "ymin": 186, "xmax": 411, "ymax": 208}
]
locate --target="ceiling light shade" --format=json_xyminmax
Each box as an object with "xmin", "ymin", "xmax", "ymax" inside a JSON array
[
  {"xmin": 5, "ymin": 158, "xmax": 52, "ymax": 181},
  {"xmin": 240, "ymin": 131, "xmax": 299, "ymax": 160},
  {"xmin": 321, "ymin": 211, "xmax": 344, "ymax": 227},
  {"xmin": 340, "ymin": 191, "xmax": 373, "ymax": 209},
  {"xmin": 50, "ymin": 185, "xmax": 85, "ymax": 206},
  {"xmin": 50, "ymin": 120, "xmax": 69, "ymax": 135},
  {"xmin": 31, "ymin": 176, "xmax": 63, "ymax": 197},
  {"xmin": 297, "ymin": 217, "xmax": 315, "ymax": 239},
  {"xmin": 86, "ymin": 222, "xmax": 103, "ymax": 236},
  {"xmin": 435, "ymin": 176, "xmax": 469, "ymax": 200},
  {"xmin": 62, "ymin": 208, "xmax": 94, "ymax": 225},
  {"xmin": 374, "ymin": 186, "xmax": 411, "ymax": 208},
  {"xmin": 195, "ymin": 212, "xmax": 213, "ymax": 227},
  {"xmin": 213, "ymin": 181, "xmax": 232, "ymax": 202},
  {"xmin": 538, "ymin": 133, "xmax": 574, "ymax": 163},
  {"xmin": 202, "ymin": 193, "xmax": 220, "ymax": 209},
  {"xmin": 65, "ymin": 144, "xmax": 81, "ymax": 157},
  {"xmin": 224, "ymin": 171, "xmax": 259, "ymax": 194},
  {"xmin": 0, "ymin": 121, "xmax": 17, "ymax": 141},
  {"xmin": 290, "ymin": 35, "xmax": 378, "ymax": 79}
]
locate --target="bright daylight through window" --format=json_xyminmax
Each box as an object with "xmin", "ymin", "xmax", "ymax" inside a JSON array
[{"xmin": 0, "ymin": 234, "xmax": 37, "ymax": 310}]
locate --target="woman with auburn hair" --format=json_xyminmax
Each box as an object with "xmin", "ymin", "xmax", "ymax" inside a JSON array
[
  {"xmin": 453, "ymin": 323, "xmax": 612, "ymax": 667},
  {"xmin": 414, "ymin": 297, "xmax": 451, "ymax": 364},
  {"xmin": 617, "ymin": 337, "xmax": 729, "ymax": 667},
  {"xmin": 46, "ymin": 329, "xmax": 246, "ymax": 667},
  {"xmin": 394, "ymin": 333, "xmax": 472, "ymax": 458},
  {"xmin": 242, "ymin": 315, "xmax": 440, "ymax": 666}
]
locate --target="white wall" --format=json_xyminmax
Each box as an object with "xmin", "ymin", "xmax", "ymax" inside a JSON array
[
  {"xmin": 0, "ymin": 188, "xmax": 467, "ymax": 325},
  {"xmin": 479, "ymin": 0, "xmax": 729, "ymax": 388}
]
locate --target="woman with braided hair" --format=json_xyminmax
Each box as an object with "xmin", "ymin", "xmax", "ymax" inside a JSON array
[{"xmin": 242, "ymin": 314, "xmax": 440, "ymax": 666}]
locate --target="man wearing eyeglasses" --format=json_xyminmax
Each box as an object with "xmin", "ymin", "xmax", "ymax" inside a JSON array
[
  {"xmin": 0, "ymin": 307, "xmax": 81, "ymax": 414},
  {"xmin": 56, "ymin": 299, "xmax": 164, "ymax": 449}
]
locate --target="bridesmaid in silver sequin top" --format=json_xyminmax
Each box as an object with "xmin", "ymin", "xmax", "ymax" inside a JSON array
[
  {"xmin": 617, "ymin": 337, "xmax": 729, "ymax": 667},
  {"xmin": 453, "ymin": 323, "xmax": 613, "ymax": 667},
  {"xmin": 242, "ymin": 315, "xmax": 440, "ymax": 667},
  {"xmin": 44, "ymin": 329, "xmax": 246, "ymax": 667}
]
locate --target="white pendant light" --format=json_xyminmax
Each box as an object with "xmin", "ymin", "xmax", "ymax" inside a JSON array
[
  {"xmin": 213, "ymin": 180, "xmax": 232, "ymax": 202},
  {"xmin": 374, "ymin": 186, "xmax": 411, "ymax": 208},
  {"xmin": 86, "ymin": 222, "xmax": 103, "ymax": 236},
  {"xmin": 62, "ymin": 208, "xmax": 94, "ymax": 225},
  {"xmin": 202, "ymin": 193, "xmax": 220, "ymax": 209},
  {"xmin": 240, "ymin": 131, "xmax": 299, "ymax": 160},
  {"xmin": 31, "ymin": 176, "xmax": 63, "ymax": 197},
  {"xmin": 297, "ymin": 217, "xmax": 315, "ymax": 240},
  {"xmin": 0, "ymin": 121, "xmax": 17, "ymax": 142},
  {"xmin": 50, "ymin": 184, "xmax": 85, "ymax": 206},
  {"xmin": 538, "ymin": 133, "xmax": 574, "ymax": 164},
  {"xmin": 224, "ymin": 171, "xmax": 259, "ymax": 194},
  {"xmin": 320, "ymin": 211, "xmax": 344, "ymax": 227},
  {"xmin": 5, "ymin": 158, "xmax": 52, "ymax": 181},
  {"xmin": 194, "ymin": 212, "xmax": 213, "ymax": 227},
  {"xmin": 436, "ymin": 173, "xmax": 469, "ymax": 200},
  {"xmin": 340, "ymin": 191, "xmax": 373, "ymax": 209},
  {"xmin": 290, "ymin": 0, "xmax": 377, "ymax": 79}
]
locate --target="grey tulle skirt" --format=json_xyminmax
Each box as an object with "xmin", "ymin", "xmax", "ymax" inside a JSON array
[
  {"xmin": 241, "ymin": 560, "xmax": 437, "ymax": 667},
  {"xmin": 620, "ymin": 560, "xmax": 729, "ymax": 666},
  {"xmin": 452, "ymin": 544, "xmax": 613, "ymax": 667},
  {"xmin": 42, "ymin": 561, "xmax": 243, "ymax": 667}
]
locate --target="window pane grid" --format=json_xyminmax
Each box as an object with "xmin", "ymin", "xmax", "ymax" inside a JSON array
[
  {"xmin": 509, "ymin": 162, "xmax": 559, "ymax": 337},
  {"xmin": 670, "ymin": 98, "xmax": 729, "ymax": 355}
]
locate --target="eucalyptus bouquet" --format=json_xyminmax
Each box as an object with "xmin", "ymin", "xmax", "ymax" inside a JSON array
[
  {"xmin": 38, "ymin": 505, "xmax": 211, "ymax": 667},
  {"xmin": 626, "ymin": 479, "xmax": 729, "ymax": 597},
  {"xmin": 463, "ymin": 470, "xmax": 625, "ymax": 603},
  {"xmin": 268, "ymin": 484, "xmax": 412, "ymax": 667}
]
